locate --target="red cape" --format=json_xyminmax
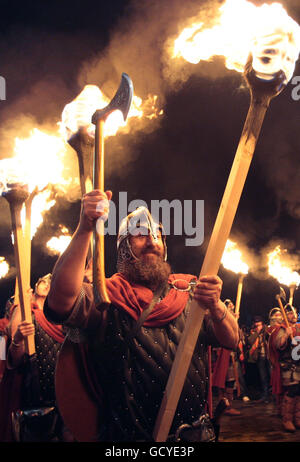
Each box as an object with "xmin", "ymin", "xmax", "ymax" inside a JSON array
[
  {"xmin": 105, "ymin": 273, "xmax": 196, "ymax": 327},
  {"xmin": 212, "ymin": 348, "xmax": 231, "ymax": 388}
]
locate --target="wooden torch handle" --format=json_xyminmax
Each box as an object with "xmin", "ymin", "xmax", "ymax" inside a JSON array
[
  {"xmin": 153, "ymin": 91, "xmax": 272, "ymax": 441},
  {"xmin": 10, "ymin": 202, "xmax": 35, "ymax": 355}
]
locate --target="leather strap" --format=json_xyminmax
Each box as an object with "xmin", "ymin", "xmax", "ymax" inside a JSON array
[{"xmin": 129, "ymin": 283, "xmax": 168, "ymax": 338}]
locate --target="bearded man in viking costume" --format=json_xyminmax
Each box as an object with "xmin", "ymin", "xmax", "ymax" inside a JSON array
[{"xmin": 45, "ymin": 189, "xmax": 239, "ymax": 442}]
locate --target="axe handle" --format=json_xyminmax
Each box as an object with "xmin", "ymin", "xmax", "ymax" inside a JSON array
[
  {"xmin": 153, "ymin": 90, "xmax": 272, "ymax": 442},
  {"xmin": 275, "ymin": 295, "xmax": 292, "ymax": 339},
  {"xmin": 93, "ymin": 119, "xmax": 111, "ymax": 308}
]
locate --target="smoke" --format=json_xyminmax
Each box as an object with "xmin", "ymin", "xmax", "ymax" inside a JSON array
[
  {"xmin": 77, "ymin": 0, "xmax": 229, "ymax": 98},
  {"xmin": 0, "ymin": 0, "xmax": 299, "ymax": 314}
]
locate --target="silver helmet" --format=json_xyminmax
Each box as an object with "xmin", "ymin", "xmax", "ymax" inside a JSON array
[{"xmin": 117, "ymin": 206, "xmax": 167, "ymax": 269}]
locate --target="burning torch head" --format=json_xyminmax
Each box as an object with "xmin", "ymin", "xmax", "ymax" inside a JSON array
[
  {"xmin": 117, "ymin": 206, "xmax": 167, "ymax": 270},
  {"xmin": 251, "ymin": 13, "xmax": 300, "ymax": 86},
  {"xmin": 244, "ymin": 6, "xmax": 300, "ymax": 99},
  {"xmin": 92, "ymin": 73, "xmax": 133, "ymax": 125}
]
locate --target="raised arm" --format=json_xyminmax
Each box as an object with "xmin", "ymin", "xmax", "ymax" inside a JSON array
[{"xmin": 47, "ymin": 190, "xmax": 112, "ymax": 319}]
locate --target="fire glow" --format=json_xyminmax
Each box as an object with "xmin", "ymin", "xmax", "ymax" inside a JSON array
[
  {"xmin": 46, "ymin": 227, "xmax": 72, "ymax": 255},
  {"xmin": 19, "ymin": 189, "xmax": 56, "ymax": 239},
  {"xmin": 173, "ymin": 0, "xmax": 300, "ymax": 83},
  {"xmin": 221, "ymin": 239, "xmax": 249, "ymax": 275},
  {"xmin": 0, "ymin": 128, "xmax": 67, "ymax": 194},
  {"xmin": 59, "ymin": 85, "xmax": 163, "ymax": 140},
  {"xmin": 267, "ymin": 245, "xmax": 300, "ymax": 287},
  {"xmin": 0, "ymin": 257, "xmax": 9, "ymax": 279}
]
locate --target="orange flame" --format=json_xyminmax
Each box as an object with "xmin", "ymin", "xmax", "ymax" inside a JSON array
[
  {"xmin": 267, "ymin": 245, "xmax": 300, "ymax": 287},
  {"xmin": 0, "ymin": 257, "xmax": 9, "ymax": 279},
  {"xmin": 59, "ymin": 85, "xmax": 163, "ymax": 140},
  {"xmin": 173, "ymin": 0, "xmax": 300, "ymax": 83},
  {"xmin": 46, "ymin": 226, "xmax": 72, "ymax": 255},
  {"xmin": 221, "ymin": 239, "xmax": 249, "ymax": 275},
  {"xmin": 0, "ymin": 128, "xmax": 68, "ymax": 194},
  {"xmin": 20, "ymin": 190, "xmax": 56, "ymax": 239}
]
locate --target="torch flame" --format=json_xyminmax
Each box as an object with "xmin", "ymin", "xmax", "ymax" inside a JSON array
[
  {"xmin": 59, "ymin": 85, "xmax": 163, "ymax": 140},
  {"xmin": 27, "ymin": 190, "xmax": 56, "ymax": 239},
  {"xmin": 173, "ymin": 0, "xmax": 300, "ymax": 83},
  {"xmin": 267, "ymin": 245, "xmax": 300, "ymax": 287},
  {"xmin": 46, "ymin": 226, "xmax": 72, "ymax": 255},
  {"xmin": 0, "ymin": 128, "xmax": 68, "ymax": 194},
  {"xmin": 221, "ymin": 239, "xmax": 249, "ymax": 275},
  {"xmin": 0, "ymin": 257, "xmax": 9, "ymax": 279}
]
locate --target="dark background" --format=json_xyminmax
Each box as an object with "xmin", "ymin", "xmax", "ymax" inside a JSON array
[{"xmin": 0, "ymin": 0, "xmax": 300, "ymax": 327}]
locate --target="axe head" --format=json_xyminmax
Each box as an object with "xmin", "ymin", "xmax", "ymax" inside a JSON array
[
  {"xmin": 92, "ymin": 73, "xmax": 133, "ymax": 125},
  {"xmin": 277, "ymin": 286, "xmax": 287, "ymax": 302}
]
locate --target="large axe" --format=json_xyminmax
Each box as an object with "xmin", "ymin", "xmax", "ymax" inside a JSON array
[
  {"xmin": 91, "ymin": 73, "xmax": 133, "ymax": 308},
  {"xmin": 153, "ymin": 57, "xmax": 287, "ymax": 441}
]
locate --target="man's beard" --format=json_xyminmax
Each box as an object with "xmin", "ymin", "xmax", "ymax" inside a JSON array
[{"xmin": 120, "ymin": 255, "xmax": 171, "ymax": 291}]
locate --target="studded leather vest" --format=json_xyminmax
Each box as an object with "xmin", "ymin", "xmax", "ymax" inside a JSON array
[
  {"xmin": 32, "ymin": 316, "xmax": 62, "ymax": 406},
  {"xmin": 89, "ymin": 303, "xmax": 216, "ymax": 441}
]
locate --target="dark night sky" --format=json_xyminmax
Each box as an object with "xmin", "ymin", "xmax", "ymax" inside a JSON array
[{"xmin": 0, "ymin": 0, "xmax": 300, "ymax": 326}]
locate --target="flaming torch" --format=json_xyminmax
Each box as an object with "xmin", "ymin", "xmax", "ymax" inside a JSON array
[
  {"xmin": 221, "ymin": 239, "xmax": 249, "ymax": 319},
  {"xmin": 0, "ymin": 128, "xmax": 68, "ymax": 353},
  {"xmin": 60, "ymin": 84, "xmax": 161, "ymax": 197},
  {"xmin": 2, "ymin": 183, "xmax": 34, "ymax": 355},
  {"xmin": 268, "ymin": 245, "xmax": 300, "ymax": 309},
  {"xmin": 46, "ymin": 227, "xmax": 72, "ymax": 255},
  {"xmin": 0, "ymin": 257, "xmax": 9, "ymax": 279},
  {"xmin": 154, "ymin": 2, "xmax": 300, "ymax": 441}
]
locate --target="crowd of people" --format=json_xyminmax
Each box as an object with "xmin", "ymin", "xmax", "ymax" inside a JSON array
[
  {"xmin": 0, "ymin": 189, "xmax": 299, "ymax": 442},
  {"xmin": 211, "ymin": 303, "xmax": 300, "ymax": 434}
]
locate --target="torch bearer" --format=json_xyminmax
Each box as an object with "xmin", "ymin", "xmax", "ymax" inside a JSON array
[
  {"xmin": 91, "ymin": 73, "xmax": 133, "ymax": 309},
  {"xmin": 153, "ymin": 58, "xmax": 287, "ymax": 441},
  {"xmin": 2, "ymin": 183, "xmax": 35, "ymax": 355}
]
